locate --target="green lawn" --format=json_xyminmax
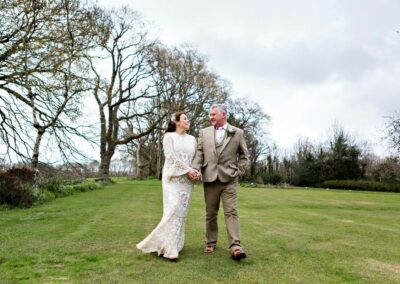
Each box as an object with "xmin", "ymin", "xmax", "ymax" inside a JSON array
[{"xmin": 0, "ymin": 179, "xmax": 399, "ymax": 283}]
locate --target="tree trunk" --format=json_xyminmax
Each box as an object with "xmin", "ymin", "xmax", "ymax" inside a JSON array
[
  {"xmin": 267, "ymin": 155, "xmax": 273, "ymax": 174},
  {"xmin": 99, "ymin": 158, "xmax": 110, "ymax": 180},
  {"xmin": 136, "ymin": 140, "xmax": 143, "ymax": 178},
  {"xmin": 250, "ymin": 159, "xmax": 257, "ymax": 180},
  {"xmin": 98, "ymin": 144, "xmax": 115, "ymax": 181},
  {"xmin": 31, "ymin": 128, "xmax": 45, "ymax": 168}
]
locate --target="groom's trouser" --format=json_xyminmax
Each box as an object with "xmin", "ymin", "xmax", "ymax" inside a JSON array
[{"xmin": 204, "ymin": 178, "xmax": 241, "ymax": 251}]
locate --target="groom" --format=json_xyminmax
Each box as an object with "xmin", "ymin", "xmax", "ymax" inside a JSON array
[{"xmin": 189, "ymin": 104, "xmax": 249, "ymax": 260}]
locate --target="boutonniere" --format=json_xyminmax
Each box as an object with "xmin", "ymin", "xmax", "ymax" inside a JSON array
[{"xmin": 227, "ymin": 127, "xmax": 236, "ymax": 136}]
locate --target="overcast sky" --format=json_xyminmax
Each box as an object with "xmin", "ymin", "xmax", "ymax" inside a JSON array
[{"xmin": 98, "ymin": 0, "xmax": 400, "ymax": 156}]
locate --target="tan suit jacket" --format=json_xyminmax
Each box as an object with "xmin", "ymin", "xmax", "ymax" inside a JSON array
[{"xmin": 192, "ymin": 124, "xmax": 249, "ymax": 183}]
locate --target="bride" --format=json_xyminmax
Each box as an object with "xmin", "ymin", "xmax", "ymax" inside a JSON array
[{"xmin": 136, "ymin": 111, "xmax": 199, "ymax": 260}]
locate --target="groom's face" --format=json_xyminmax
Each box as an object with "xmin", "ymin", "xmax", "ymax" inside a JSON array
[{"xmin": 209, "ymin": 108, "xmax": 226, "ymax": 128}]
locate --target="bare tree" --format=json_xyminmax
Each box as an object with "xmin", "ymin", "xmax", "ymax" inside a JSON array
[
  {"xmin": 149, "ymin": 45, "xmax": 229, "ymax": 128},
  {"xmin": 141, "ymin": 45, "xmax": 229, "ymax": 177},
  {"xmin": 384, "ymin": 112, "xmax": 400, "ymax": 155},
  {"xmin": 227, "ymin": 97, "xmax": 270, "ymax": 180},
  {"xmin": 117, "ymin": 44, "xmax": 230, "ymax": 179},
  {"xmin": 88, "ymin": 7, "xmax": 166, "ymax": 179},
  {"xmin": 0, "ymin": 0, "xmax": 108, "ymax": 167}
]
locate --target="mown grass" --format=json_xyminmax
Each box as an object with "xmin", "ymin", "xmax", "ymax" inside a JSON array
[{"xmin": 0, "ymin": 179, "xmax": 399, "ymax": 283}]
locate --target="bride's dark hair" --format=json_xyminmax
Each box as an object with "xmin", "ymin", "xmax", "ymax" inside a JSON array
[{"xmin": 166, "ymin": 111, "xmax": 185, "ymax": 133}]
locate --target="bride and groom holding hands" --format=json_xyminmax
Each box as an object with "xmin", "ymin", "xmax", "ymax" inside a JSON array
[{"xmin": 136, "ymin": 104, "xmax": 249, "ymax": 261}]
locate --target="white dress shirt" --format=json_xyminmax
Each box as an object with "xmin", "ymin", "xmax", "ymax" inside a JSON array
[{"xmin": 215, "ymin": 123, "xmax": 227, "ymax": 144}]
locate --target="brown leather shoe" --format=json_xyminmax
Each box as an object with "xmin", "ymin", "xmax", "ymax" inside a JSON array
[
  {"xmin": 204, "ymin": 245, "xmax": 216, "ymax": 253},
  {"xmin": 232, "ymin": 248, "xmax": 247, "ymax": 260}
]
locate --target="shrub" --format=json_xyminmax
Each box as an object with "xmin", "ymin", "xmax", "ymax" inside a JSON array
[
  {"xmin": 36, "ymin": 190, "xmax": 56, "ymax": 204},
  {"xmin": 319, "ymin": 180, "xmax": 400, "ymax": 193},
  {"xmin": 0, "ymin": 168, "xmax": 104, "ymax": 207},
  {"xmin": 6, "ymin": 167, "xmax": 36, "ymax": 184},
  {"xmin": 39, "ymin": 177, "xmax": 63, "ymax": 193},
  {"xmin": 64, "ymin": 179, "xmax": 85, "ymax": 185},
  {"xmin": 71, "ymin": 182, "xmax": 100, "ymax": 192},
  {"xmin": 262, "ymin": 173, "xmax": 283, "ymax": 185},
  {"xmin": 0, "ymin": 182, "xmax": 35, "ymax": 207},
  {"xmin": 0, "ymin": 167, "xmax": 37, "ymax": 208},
  {"xmin": 58, "ymin": 185, "xmax": 76, "ymax": 197},
  {"xmin": 71, "ymin": 183, "xmax": 88, "ymax": 192}
]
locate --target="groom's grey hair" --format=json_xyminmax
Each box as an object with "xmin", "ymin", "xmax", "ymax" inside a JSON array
[{"xmin": 210, "ymin": 104, "xmax": 228, "ymax": 115}]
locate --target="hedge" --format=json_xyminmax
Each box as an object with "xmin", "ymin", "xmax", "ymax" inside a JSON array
[{"xmin": 319, "ymin": 180, "xmax": 400, "ymax": 193}]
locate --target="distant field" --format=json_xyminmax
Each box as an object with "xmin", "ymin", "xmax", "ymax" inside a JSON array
[{"xmin": 0, "ymin": 179, "xmax": 399, "ymax": 283}]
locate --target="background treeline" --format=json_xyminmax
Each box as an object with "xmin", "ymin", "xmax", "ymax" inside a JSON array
[
  {"xmin": 255, "ymin": 125, "xmax": 400, "ymax": 192},
  {"xmin": 1, "ymin": 0, "xmax": 399, "ymax": 208}
]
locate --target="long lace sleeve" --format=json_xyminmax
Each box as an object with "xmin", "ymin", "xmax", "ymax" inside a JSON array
[{"xmin": 163, "ymin": 133, "xmax": 192, "ymax": 180}]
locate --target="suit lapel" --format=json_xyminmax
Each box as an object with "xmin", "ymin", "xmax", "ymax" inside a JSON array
[
  {"xmin": 208, "ymin": 127, "xmax": 218, "ymax": 156},
  {"xmin": 219, "ymin": 124, "xmax": 232, "ymax": 154}
]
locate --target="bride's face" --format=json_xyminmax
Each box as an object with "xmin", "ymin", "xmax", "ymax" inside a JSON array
[{"xmin": 177, "ymin": 114, "xmax": 190, "ymax": 131}]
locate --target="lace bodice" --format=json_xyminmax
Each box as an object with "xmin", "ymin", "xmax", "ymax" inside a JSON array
[{"xmin": 162, "ymin": 132, "xmax": 196, "ymax": 182}]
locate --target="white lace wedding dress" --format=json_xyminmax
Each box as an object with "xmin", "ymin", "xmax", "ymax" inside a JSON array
[{"xmin": 136, "ymin": 132, "xmax": 196, "ymax": 258}]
